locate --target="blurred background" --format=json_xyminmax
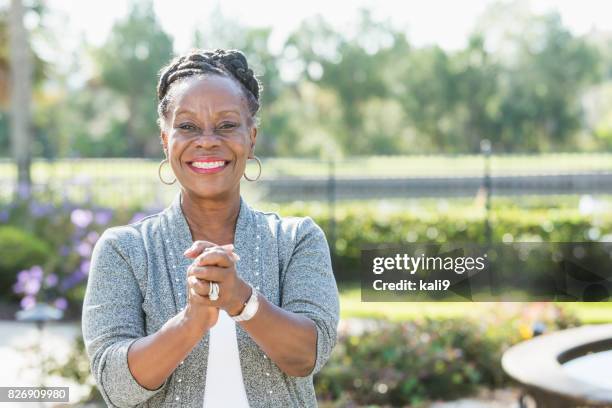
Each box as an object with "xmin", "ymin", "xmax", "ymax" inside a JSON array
[{"xmin": 0, "ymin": 0, "xmax": 611, "ymax": 406}]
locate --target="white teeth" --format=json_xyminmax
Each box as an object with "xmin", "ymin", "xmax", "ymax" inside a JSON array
[{"xmin": 191, "ymin": 161, "xmax": 225, "ymax": 169}]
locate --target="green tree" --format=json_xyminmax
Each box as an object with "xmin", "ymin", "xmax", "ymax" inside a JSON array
[
  {"xmin": 93, "ymin": 0, "xmax": 173, "ymax": 157},
  {"xmin": 473, "ymin": 2, "xmax": 602, "ymax": 152},
  {"xmin": 450, "ymin": 34, "xmax": 501, "ymax": 153},
  {"xmin": 193, "ymin": 9, "xmax": 285, "ymax": 157},
  {"xmin": 285, "ymin": 10, "xmax": 412, "ymax": 155},
  {"xmin": 496, "ymin": 12, "xmax": 601, "ymax": 151}
]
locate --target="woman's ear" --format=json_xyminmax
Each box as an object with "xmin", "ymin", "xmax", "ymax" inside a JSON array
[
  {"xmin": 160, "ymin": 130, "xmax": 168, "ymax": 155},
  {"xmin": 248, "ymin": 126, "xmax": 257, "ymax": 158}
]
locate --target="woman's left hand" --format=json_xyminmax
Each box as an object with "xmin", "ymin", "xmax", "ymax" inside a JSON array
[{"xmin": 184, "ymin": 243, "xmax": 252, "ymax": 317}]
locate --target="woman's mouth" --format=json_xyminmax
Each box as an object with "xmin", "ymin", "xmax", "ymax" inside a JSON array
[{"xmin": 187, "ymin": 160, "xmax": 229, "ymax": 174}]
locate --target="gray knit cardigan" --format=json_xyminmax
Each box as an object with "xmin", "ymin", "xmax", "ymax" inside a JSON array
[{"xmin": 82, "ymin": 190, "xmax": 340, "ymax": 407}]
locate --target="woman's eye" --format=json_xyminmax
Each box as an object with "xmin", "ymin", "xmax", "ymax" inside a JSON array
[
  {"xmin": 219, "ymin": 122, "xmax": 237, "ymax": 130},
  {"xmin": 178, "ymin": 123, "xmax": 197, "ymax": 131}
]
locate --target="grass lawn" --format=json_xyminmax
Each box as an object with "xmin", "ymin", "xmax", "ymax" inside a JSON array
[
  {"xmin": 339, "ymin": 284, "xmax": 612, "ymax": 324},
  {"xmin": 2, "ymin": 153, "xmax": 612, "ymax": 181}
]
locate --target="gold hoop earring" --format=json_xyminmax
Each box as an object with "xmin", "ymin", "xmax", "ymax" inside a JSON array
[
  {"xmin": 243, "ymin": 156, "xmax": 262, "ymax": 182},
  {"xmin": 158, "ymin": 158, "xmax": 176, "ymax": 185}
]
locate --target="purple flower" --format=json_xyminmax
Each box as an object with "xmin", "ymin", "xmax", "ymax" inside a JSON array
[
  {"xmin": 53, "ymin": 297, "xmax": 68, "ymax": 311},
  {"xmin": 23, "ymin": 278, "xmax": 41, "ymax": 296},
  {"xmin": 75, "ymin": 268, "xmax": 86, "ymax": 280},
  {"xmin": 17, "ymin": 269, "xmax": 30, "ymax": 283},
  {"xmin": 59, "ymin": 278, "xmax": 71, "ymax": 291},
  {"xmin": 77, "ymin": 241, "xmax": 92, "ymax": 257},
  {"xmin": 29, "ymin": 266, "xmax": 43, "ymax": 281},
  {"xmin": 13, "ymin": 271, "xmax": 28, "ymax": 294},
  {"xmin": 71, "ymin": 209, "xmax": 93, "ymax": 229},
  {"xmin": 60, "ymin": 269, "xmax": 86, "ymax": 291},
  {"xmin": 12, "ymin": 281, "xmax": 24, "ymax": 294},
  {"xmin": 29, "ymin": 201, "xmax": 52, "ymax": 218},
  {"xmin": 0, "ymin": 210, "xmax": 8, "ymax": 222},
  {"xmin": 80, "ymin": 259, "xmax": 91, "ymax": 275},
  {"xmin": 14, "ymin": 266, "xmax": 45, "ymax": 295},
  {"xmin": 129, "ymin": 212, "xmax": 147, "ymax": 224},
  {"xmin": 20, "ymin": 295, "xmax": 36, "ymax": 310},
  {"xmin": 59, "ymin": 245, "xmax": 70, "ymax": 257},
  {"xmin": 86, "ymin": 231, "xmax": 100, "ymax": 244},
  {"xmin": 94, "ymin": 209, "xmax": 113, "ymax": 226},
  {"xmin": 45, "ymin": 273, "xmax": 58, "ymax": 287}
]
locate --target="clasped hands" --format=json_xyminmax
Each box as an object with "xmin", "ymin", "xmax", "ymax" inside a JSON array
[{"xmin": 182, "ymin": 241, "xmax": 252, "ymax": 331}]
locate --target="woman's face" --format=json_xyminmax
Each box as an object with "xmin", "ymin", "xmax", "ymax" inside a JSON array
[{"xmin": 160, "ymin": 75, "xmax": 257, "ymax": 200}]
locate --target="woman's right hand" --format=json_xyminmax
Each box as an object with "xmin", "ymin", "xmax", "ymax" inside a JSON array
[{"xmin": 182, "ymin": 241, "xmax": 235, "ymax": 336}]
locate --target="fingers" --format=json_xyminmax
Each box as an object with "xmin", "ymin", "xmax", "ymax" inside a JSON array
[
  {"xmin": 188, "ymin": 275, "xmax": 212, "ymax": 297},
  {"xmin": 187, "ymin": 274, "xmax": 227, "ymax": 309},
  {"xmin": 187, "ymin": 265, "xmax": 227, "ymax": 282},
  {"xmin": 193, "ymin": 247, "xmax": 236, "ymax": 267},
  {"xmin": 183, "ymin": 240, "xmax": 218, "ymax": 257},
  {"xmin": 189, "ymin": 287, "xmax": 212, "ymax": 306},
  {"xmin": 184, "ymin": 241, "xmax": 240, "ymax": 261}
]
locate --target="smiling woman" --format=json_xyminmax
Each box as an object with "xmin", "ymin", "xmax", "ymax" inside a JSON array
[{"xmin": 81, "ymin": 49, "xmax": 340, "ymax": 408}]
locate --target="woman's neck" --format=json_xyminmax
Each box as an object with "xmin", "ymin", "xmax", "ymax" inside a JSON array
[{"xmin": 180, "ymin": 190, "xmax": 240, "ymax": 246}]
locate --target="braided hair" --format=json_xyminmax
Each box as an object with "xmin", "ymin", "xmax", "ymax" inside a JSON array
[{"xmin": 156, "ymin": 48, "xmax": 262, "ymax": 129}]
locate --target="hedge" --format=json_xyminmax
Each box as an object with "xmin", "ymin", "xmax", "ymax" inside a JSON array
[{"xmin": 273, "ymin": 203, "xmax": 612, "ymax": 282}]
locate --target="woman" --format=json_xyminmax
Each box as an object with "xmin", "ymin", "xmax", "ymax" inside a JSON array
[{"xmin": 82, "ymin": 48, "xmax": 340, "ymax": 408}]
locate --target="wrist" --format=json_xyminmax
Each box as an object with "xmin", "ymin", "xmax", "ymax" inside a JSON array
[
  {"xmin": 228, "ymin": 279, "xmax": 252, "ymax": 317},
  {"xmin": 180, "ymin": 306, "xmax": 211, "ymax": 337}
]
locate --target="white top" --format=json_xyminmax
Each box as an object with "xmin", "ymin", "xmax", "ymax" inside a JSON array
[{"xmin": 203, "ymin": 309, "xmax": 250, "ymax": 408}]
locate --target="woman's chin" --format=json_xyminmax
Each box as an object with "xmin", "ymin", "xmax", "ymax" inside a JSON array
[{"xmin": 185, "ymin": 183, "xmax": 232, "ymax": 199}]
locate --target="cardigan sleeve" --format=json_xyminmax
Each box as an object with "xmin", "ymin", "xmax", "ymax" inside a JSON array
[
  {"xmin": 280, "ymin": 216, "xmax": 340, "ymax": 376},
  {"xmin": 81, "ymin": 227, "xmax": 170, "ymax": 407}
]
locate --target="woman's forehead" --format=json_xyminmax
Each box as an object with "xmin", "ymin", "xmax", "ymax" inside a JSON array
[{"xmin": 171, "ymin": 75, "xmax": 246, "ymax": 115}]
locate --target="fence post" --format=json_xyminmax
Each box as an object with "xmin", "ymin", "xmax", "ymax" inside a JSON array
[
  {"xmin": 327, "ymin": 158, "xmax": 336, "ymax": 263},
  {"xmin": 481, "ymin": 139, "xmax": 498, "ymax": 295},
  {"xmin": 481, "ymin": 139, "xmax": 492, "ymax": 246}
]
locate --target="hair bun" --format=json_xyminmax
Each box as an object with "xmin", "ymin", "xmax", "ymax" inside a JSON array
[
  {"xmin": 156, "ymin": 48, "xmax": 262, "ymax": 126},
  {"xmin": 212, "ymin": 49, "xmax": 260, "ymax": 100}
]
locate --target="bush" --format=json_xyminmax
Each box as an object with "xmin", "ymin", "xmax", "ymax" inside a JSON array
[
  {"xmin": 45, "ymin": 336, "xmax": 102, "ymax": 403},
  {"xmin": 314, "ymin": 303, "xmax": 581, "ymax": 406},
  {"xmin": 0, "ymin": 226, "xmax": 53, "ymax": 299},
  {"xmin": 4, "ymin": 191, "xmax": 610, "ymax": 308},
  {"xmin": 44, "ymin": 302, "xmax": 580, "ymax": 406},
  {"xmin": 0, "ymin": 190, "xmax": 163, "ymax": 314},
  {"xmin": 275, "ymin": 203, "xmax": 612, "ymax": 282}
]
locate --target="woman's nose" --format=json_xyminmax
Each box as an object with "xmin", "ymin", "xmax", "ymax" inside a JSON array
[{"xmin": 194, "ymin": 131, "xmax": 221, "ymax": 148}]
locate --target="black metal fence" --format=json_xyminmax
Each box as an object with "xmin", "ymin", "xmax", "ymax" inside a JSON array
[
  {"xmin": 259, "ymin": 172, "xmax": 612, "ymax": 201},
  {"xmin": 1, "ymin": 153, "xmax": 612, "ymax": 207}
]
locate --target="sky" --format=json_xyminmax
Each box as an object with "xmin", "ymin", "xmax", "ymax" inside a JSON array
[{"xmin": 39, "ymin": 0, "xmax": 612, "ymax": 55}]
